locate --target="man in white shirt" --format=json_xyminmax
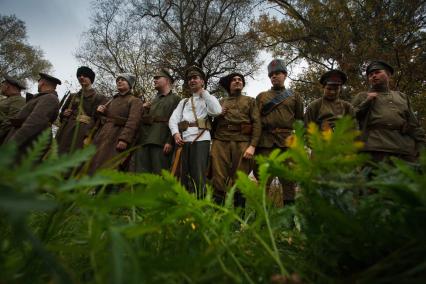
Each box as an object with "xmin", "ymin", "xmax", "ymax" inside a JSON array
[{"xmin": 169, "ymin": 66, "xmax": 221, "ymax": 197}]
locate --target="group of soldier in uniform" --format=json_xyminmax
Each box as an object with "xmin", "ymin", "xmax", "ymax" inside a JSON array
[{"xmin": 1, "ymin": 58, "xmax": 425, "ymax": 206}]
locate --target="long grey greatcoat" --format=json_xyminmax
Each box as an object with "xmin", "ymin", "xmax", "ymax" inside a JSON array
[
  {"xmin": 5, "ymin": 91, "xmax": 59, "ymax": 152},
  {"xmin": 56, "ymin": 89, "xmax": 107, "ymax": 154},
  {"xmin": 89, "ymin": 92, "xmax": 143, "ymax": 174}
]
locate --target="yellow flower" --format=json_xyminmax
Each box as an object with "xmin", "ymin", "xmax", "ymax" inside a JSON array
[
  {"xmin": 307, "ymin": 122, "xmax": 318, "ymax": 135},
  {"xmin": 354, "ymin": 141, "xmax": 364, "ymax": 149},
  {"xmin": 285, "ymin": 134, "xmax": 298, "ymax": 148},
  {"xmin": 321, "ymin": 128, "xmax": 333, "ymax": 142},
  {"xmin": 191, "ymin": 223, "xmax": 197, "ymax": 230}
]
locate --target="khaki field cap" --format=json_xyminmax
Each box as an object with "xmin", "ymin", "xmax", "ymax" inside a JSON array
[
  {"xmin": 39, "ymin": 73, "xmax": 62, "ymax": 85},
  {"xmin": 116, "ymin": 73, "xmax": 136, "ymax": 89},
  {"xmin": 267, "ymin": 59, "xmax": 287, "ymax": 77},
  {"xmin": 154, "ymin": 69, "xmax": 175, "ymax": 83},
  {"xmin": 320, "ymin": 70, "xmax": 347, "ymax": 86},
  {"xmin": 366, "ymin": 60, "xmax": 394, "ymax": 76},
  {"xmin": 185, "ymin": 65, "xmax": 205, "ymax": 80},
  {"xmin": 3, "ymin": 74, "xmax": 26, "ymax": 90}
]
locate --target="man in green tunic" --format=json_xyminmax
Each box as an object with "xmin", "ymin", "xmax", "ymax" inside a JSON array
[
  {"xmin": 305, "ymin": 70, "xmax": 354, "ymax": 130},
  {"xmin": 352, "ymin": 60, "xmax": 425, "ymax": 162},
  {"xmin": 134, "ymin": 69, "xmax": 180, "ymax": 174},
  {"xmin": 56, "ymin": 66, "xmax": 107, "ymax": 154},
  {"xmin": 211, "ymin": 72, "xmax": 261, "ymax": 206},
  {"xmin": 255, "ymin": 59, "xmax": 304, "ymax": 205},
  {"xmin": 0, "ymin": 75, "xmax": 26, "ymax": 143}
]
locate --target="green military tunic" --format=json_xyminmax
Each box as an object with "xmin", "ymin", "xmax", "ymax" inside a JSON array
[
  {"xmin": 5, "ymin": 91, "xmax": 59, "ymax": 152},
  {"xmin": 0, "ymin": 95, "xmax": 26, "ymax": 143},
  {"xmin": 255, "ymin": 87, "xmax": 304, "ymax": 202},
  {"xmin": 211, "ymin": 94, "xmax": 261, "ymax": 196},
  {"xmin": 304, "ymin": 97, "xmax": 354, "ymax": 129},
  {"xmin": 352, "ymin": 90, "xmax": 426, "ymax": 159},
  {"xmin": 89, "ymin": 92, "xmax": 142, "ymax": 174},
  {"xmin": 134, "ymin": 91, "xmax": 180, "ymax": 173},
  {"xmin": 56, "ymin": 89, "xmax": 107, "ymax": 154}
]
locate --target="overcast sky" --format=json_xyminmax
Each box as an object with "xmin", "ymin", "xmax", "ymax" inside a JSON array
[{"xmin": 1, "ymin": 0, "xmax": 276, "ymax": 98}]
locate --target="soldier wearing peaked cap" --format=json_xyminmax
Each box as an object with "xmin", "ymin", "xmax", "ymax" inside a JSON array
[
  {"xmin": 0, "ymin": 75, "xmax": 26, "ymax": 143},
  {"xmin": 352, "ymin": 60, "xmax": 425, "ymax": 162},
  {"xmin": 255, "ymin": 59, "xmax": 304, "ymax": 205},
  {"xmin": 4, "ymin": 72, "xmax": 60, "ymax": 158},
  {"xmin": 210, "ymin": 72, "xmax": 261, "ymax": 206},
  {"xmin": 89, "ymin": 73, "xmax": 143, "ymax": 174},
  {"xmin": 134, "ymin": 69, "xmax": 180, "ymax": 174},
  {"xmin": 305, "ymin": 69, "xmax": 354, "ymax": 130},
  {"xmin": 56, "ymin": 66, "xmax": 107, "ymax": 154},
  {"xmin": 169, "ymin": 65, "xmax": 222, "ymax": 197}
]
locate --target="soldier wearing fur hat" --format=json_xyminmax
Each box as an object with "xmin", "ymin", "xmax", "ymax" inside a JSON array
[
  {"xmin": 56, "ymin": 66, "xmax": 107, "ymax": 154},
  {"xmin": 169, "ymin": 65, "xmax": 222, "ymax": 197},
  {"xmin": 4, "ymin": 73, "xmax": 60, "ymax": 156},
  {"xmin": 0, "ymin": 75, "xmax": 26, "ymax": 143},
  {"xmin": 210, "ymin": 72, "xmax": 261, "ymax": 206},
  {"xmin": 255, "ymin": 59, "xmax": 304, "ymax": 205},
  {"xmin": 89, "ymin": 73, "xmax": 143, "ymax": 174},
  {"xmin": 352, "ymin": 60, "xmax": 425, "ymax": 162},
  {"xmin": 305, "ymin": 69, "xmax": 354, "ymax": 130},
  {"xmin": 134, "ymin": 69, "xmax": 180, "ymax": 174}
]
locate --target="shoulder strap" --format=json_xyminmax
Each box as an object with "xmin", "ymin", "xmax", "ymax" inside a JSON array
[
  {"xmin": 261, "ymin": 89, "xmax": 293, "ymax": 115},
  {"xmin": 181, "ymin": 98, "xmax": 189, "ymax": 118},
  {"xmin": 190, "ymin": 96, "xmax": 198, "ymax": 121}
]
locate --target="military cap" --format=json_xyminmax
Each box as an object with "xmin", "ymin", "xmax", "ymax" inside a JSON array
[
  {"xmin": 185, "ymin": 65, "xmax": 206, "ymax": 80},
  {"xmin": 76, "ymin": 66, "xmax": 95, "ymax": 83},
  {"xmin": 219, "ymin": 72, "xmax": 245, "ymax": 93},
  {"xmin": 154, "ymin": 68, "xmax": 175, "ymax": 83},
  {"xmin": 39, "ymin": 73, "xmax": 62, "ymax": 85},
  {"xmin": 2, "ymin": 74, "xmax": 26, "ymax": 90},
  {"xmin": 319, "ymin": 70, "xmax": 347, "ymax": 86},
  {"xmin": 366, "ymin": 60, "xmax": 394, "ymax": 76},
  {"xmin": 116, "ymin": 73, "xmax": 136, "ymax": 89},
  {"xmin": 267, "ymin": 59, "xmax": 287, "ymax": 77}
]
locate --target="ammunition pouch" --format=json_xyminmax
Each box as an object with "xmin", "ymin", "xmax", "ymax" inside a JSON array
[
  {"xmin": 197, "ymin": 118, "xmax": 212, "ymax": 130},
  {"xmin": 178, "ymin": 121, "xmax": 190, "ymax": 132}
]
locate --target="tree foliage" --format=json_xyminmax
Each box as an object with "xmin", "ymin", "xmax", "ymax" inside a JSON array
[
  {"xmin": 0, "ymin": 14, "xmax": 52, "ymax": 82},
  {"xmin": 76, "ymin": 0, "xmax": 260, "ymax": 99},
  {"xmin": 252, "ymin": 0, "xmax": 426, "ymax": 111}
]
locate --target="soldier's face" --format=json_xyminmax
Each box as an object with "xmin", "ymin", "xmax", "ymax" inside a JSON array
[
  {"xmin": 269, "ymin": 71, "xmax": 286, "ymax": 87},
  {"xmin": 323, "ymin": 84, "xmax": 341, "ymax": 99},
  {"xmin": 229, "ymin": 76, "xmax": 244, "ymax": 94},
  {"xmin": 78, "ymin": 74, "xmax": 92, "ymax": 88},
  {"xmin": 368, "ymin": 69, "xmax": 389, "ymax": 86},
  {"xmin": 188, "ymin": 75, "xmax": 204, "ymax": 92},
  {"xmin": 116, "ymin": 77, "xmax": 130, "ymax": 93},
  {"xmin": 154, "ymin": 76, "xmax": 169, "ymax": 91}
]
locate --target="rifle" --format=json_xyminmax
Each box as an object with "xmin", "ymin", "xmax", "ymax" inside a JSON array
[
  {"xmin": 84, "ymin": 98, "xmax": 113, "ymax": 146},
  {"xmin": 59, "ymin": 91, "xmax": 71, "ymax": 115}
]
